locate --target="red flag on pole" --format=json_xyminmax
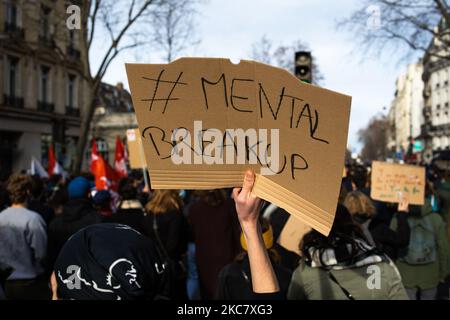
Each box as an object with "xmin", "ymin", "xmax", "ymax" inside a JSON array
[
  {"xmin": 48, "ymin": 143, "xmax": 56, "ymax": 175},
  {"xmin": 114, "ymin": 136, "xmax": 127, "ymax": 177},
  {"xmin": 91, "ymin": 138, "xmax": 119, "ymax": 191},
  {"xmin": 90, "ymin": 138, "xmax": 99, "ymax": 174}
]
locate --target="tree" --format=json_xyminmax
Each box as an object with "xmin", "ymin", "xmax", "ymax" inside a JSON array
[
  {"xmin": 358, "ymin": 114, "xmax": 389, "ymax": 162},
  {"xmin": 338, "ymin": 0, "xmax": 450, "ymax": 61},
  {"xmin": 250, "ymin": 35, "xmax": 324, "ymax": 85},
  {"xmin": 149, "ymin": 0, "xmax": 201, "ymax": 62}
]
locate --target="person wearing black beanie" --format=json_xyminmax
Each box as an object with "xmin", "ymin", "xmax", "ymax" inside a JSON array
[{"xmin": 51, "ymin": 223, "xmax": 169, "ymax": 300}]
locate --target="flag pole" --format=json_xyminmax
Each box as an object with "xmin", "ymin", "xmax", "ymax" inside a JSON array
[{"xmin": 138, "ymin": 138, "xmax": 150, "ymax": 190}]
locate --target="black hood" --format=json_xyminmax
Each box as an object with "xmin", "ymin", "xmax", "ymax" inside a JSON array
[{"xmin": 62, "ymin": 198, "xmax": 98, "ymax": 222}]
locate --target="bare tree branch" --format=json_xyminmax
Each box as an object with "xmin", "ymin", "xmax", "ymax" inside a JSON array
[
  {"xmin": 337, "ymin": 0, "xmax": 450, "ymax": 62},
  {"xmin": 88, "ymin": 0, "xmax": 101, "ymax": 50}
]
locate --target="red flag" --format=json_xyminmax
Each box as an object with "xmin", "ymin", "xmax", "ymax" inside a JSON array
[
  {"xmin": 90, "ymin": 138, "xmax": 100, "ymax": 174},
  {"xmin": 114, "ymin": 136, "xmax": 127, "ymax": 177},
  {"xmin": 93, "ymin": 156, "xmax": 119, "ymax": 191},
  {"xmin": 48, "ymin": 144, "xmax": 56, "ymax": 175},
  {"xmin": 91, "ymin": 139, "xmax": 119, "ymax": 191}
]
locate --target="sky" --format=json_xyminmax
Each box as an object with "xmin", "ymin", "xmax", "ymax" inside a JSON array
[{"xmin": 92, "ymin": 0, "xmax": 419, "ymax": 153}]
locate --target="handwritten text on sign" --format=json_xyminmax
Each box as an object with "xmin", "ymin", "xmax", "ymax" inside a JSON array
[
  {"xmin": 371, "ymin": 161, "xmax": 425, "ymax": 205},
  {"xmin": 126, "ymin": 58, "xmax": 351, "ymax": 236}
]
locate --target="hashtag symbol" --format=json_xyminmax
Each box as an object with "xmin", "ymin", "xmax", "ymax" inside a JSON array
[{"xmin": 141, "ymin": 69, "xmax": 187, "ymax": 114}]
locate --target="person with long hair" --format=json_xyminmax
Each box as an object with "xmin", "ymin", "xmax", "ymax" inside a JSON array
[
  {"xmin": 143, "ymin": 190, "xmax": 188, "ymax": 300},
  {"xmin": 288, "ymin": 204, "xmax": 408, "ymax": 300},
  {"xmin": 344, "ymin": 190, "xmax": 378, "ymax": 246},
  {"xmin": 344, "ymin": 190, "xmax": 411, "ymax": 261}
]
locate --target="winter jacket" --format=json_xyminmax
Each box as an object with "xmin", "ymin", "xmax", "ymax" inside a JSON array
[
  {"xmin": 0, "ymin": 207, "xmax": 47, "ymax": 280},
  {"xmin": 188, "ymin": 198, "xmax": 241, "ymax": 300},
  {"xmin": 287, "ymin": 258, "xmax": 408, "ymax": 300},
  {"xmin": 216, "ymin": 254, "xmax": 292, "ymax": 300},
  {"xmin": 106, "ymin": 200, "xmax": 147, "ymax": 234},
  {"xmin": 391, "ymin": 199, "xmax": 450, "ymax": 290},
  {"xmin": 437, "ymin": 181, "xmax": 450, "ymax": 249},
  {"xmin": 287, "ymin": 236, "xmax": 408, "ymax": 300},
  {"xmin": 47, "ymin": 198, "xmax": 103, "ymax": 270},
  {"xmin": 369, "ymin": 211, "xmax": 410, "ymax": 260}
]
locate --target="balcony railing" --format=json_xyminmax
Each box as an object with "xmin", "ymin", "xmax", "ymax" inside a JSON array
[
  {"xmin": 66, "ymin": 106, "xmax": 80, "ymax": 117},
  {"xmin": 66, "ymin": 46, "xmax": 81, "ymax": 59},
  {"xmin": 38, "ymin": 34, "xmax": 54, "ymax": 47},
  {"xmin": 4, "ymin": 22, "xmax": 24, "ymax": 39},
  {"xmin": 3, "ymin": 94, "xmax": 24, "ymax": 108},
  {"xmin": 37, "ymin": 101, "xmax": 55, "ymax": 113}
]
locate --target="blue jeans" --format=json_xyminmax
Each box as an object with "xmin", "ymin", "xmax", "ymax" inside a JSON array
[{"xmin": 186, "ymin": 243, "xmax": 201, "ymax": 300}]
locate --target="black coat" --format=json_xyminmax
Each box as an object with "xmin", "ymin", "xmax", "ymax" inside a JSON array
[
  {"xmin": 369, "ymin": 210, "xmax": 410, "ymax": 260},
  {"xmin": 142, "ymin": 209, "xmax": 189, "ymax": 262},
  {"xmin": 47, "ymin": 198, "xmax": 103, "ymax": 270},
  {"xmin": 106, "ymin": 207, "xmax": 147, "ymax": 234},
  {"xmin": 216, "ymin": 255, "xmax": 292, "ymax": 300}
]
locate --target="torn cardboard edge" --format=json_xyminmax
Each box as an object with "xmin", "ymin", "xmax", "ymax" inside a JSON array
[
  {"xmin": 150, "ymin": 169, "xmax": 334, "ymax": 235},
  {"xmin": 126, "ymin": 57, "xmax": 351, "ymax": 237}
]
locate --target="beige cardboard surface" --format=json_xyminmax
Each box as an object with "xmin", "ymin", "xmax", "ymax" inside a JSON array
[
  {"xmin": 371, "ymin": 161, "xmax": 425, "ymax": 205},
  {"xmin": 126, "ymin": 128, "xmax": 147, "ymax": 169},
  {"xmin": 126, "ymin": 58, "xmax": 351, "ymax": 235},
  {"xmin": 278, "ymin": 215, "xmax": 311, "ymax": 255}
]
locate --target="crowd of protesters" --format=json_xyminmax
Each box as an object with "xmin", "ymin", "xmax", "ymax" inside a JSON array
[{"xmin": 0, "ymin": 161, "xmax": 449, "ymax": 300}]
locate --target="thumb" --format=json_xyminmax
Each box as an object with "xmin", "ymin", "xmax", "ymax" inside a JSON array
[{"xmin": 241, "ymin": 170, "xmax": 255, "ymax": 197}]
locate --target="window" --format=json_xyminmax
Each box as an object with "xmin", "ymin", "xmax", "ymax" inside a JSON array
[
  {"xmin": 40, "ymin": 66, "xmax": 50, "ymax": 103},
  {"xmin": 39, "ymin": 5, "xmax": 51, "ymax": 39},
  {"xmin": 445, "ymin": 80, "xmax": 449, "ymax": 86},
  {"xmin": 41, "ymin": 134, "xmax": 52, "ymax": 168},
  {"xmin": 66, "ymin": 74, "xmax": 77, "ymax": 108},
  {"xmin": 436, "ymin": 83, "xmax": 440, "ymax": 89},
  {"xmin": 6, "ymin": 2, "xmax": 17, "ymax": 26},
  {"xmin": 5, "ymin": 56, "xmax": 18, "ymax": 97},
  {"xmin": 69, "ymin": 30, "xmax": 74, "ymax": 47},
  {"xmin": 437, "ymin": 104, "xmax": 441, "ymax": 109},
  {"xmin": 93, "ymin": 138, "xmax": 109, "ymax": 162},
  {"xmin": 446, "ymin": 102, "xmax": 449, "ymax": 108}
]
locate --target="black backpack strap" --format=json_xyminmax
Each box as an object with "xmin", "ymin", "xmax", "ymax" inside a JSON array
[{"xmin": 328, "ymin": 271, "xmax": 355, "ymax": 300}]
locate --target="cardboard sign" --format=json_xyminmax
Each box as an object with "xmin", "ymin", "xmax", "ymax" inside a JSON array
[
  {"xmin": 126, "ymin": 128, "xmax": 147, "ymax": 169},
  {"xmin": 126, "ymin": 58, "xmax": 351, "ymax": 235},
  {"xmin": 278, "ymin": 215, "xmax": 311, "ymax": 255},
  {"xmin": 371, "ymin": 161, "xmax": 425, "ymax": 205}
]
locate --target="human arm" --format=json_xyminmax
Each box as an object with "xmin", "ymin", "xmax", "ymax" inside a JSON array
[{"xmin": 232, "ymin": 170, "xmax": 280, "ymax": 294}]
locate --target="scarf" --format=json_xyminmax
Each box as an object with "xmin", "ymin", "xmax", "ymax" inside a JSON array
[{"xmin": 306, "ymin": 236, "xmax": 387, "ymax": 270}]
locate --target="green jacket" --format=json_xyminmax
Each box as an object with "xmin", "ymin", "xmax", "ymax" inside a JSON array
[
  {"xmin": 437, "ymin": 181, "xmax": 450, "ymax": 222},
  {"xmin": 391, "ymin": 199, "xmax": 450, "ymax": 290},
  {"xmin": 287, "ymin": 259, "xmax": 408, "ymax": 300}
]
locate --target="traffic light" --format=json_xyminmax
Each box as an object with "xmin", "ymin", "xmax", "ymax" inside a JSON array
[{"xmin": 295, "ymin": 51, "xmax": 312, "ymax": 83}]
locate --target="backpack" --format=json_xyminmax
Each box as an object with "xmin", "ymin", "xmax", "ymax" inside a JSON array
[{"xmin": 399, "ymin": 215, "xmax": 437, "ymax": 265}]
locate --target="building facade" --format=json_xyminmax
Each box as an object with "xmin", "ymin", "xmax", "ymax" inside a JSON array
[
  {"xmin": 388, "ymin": 62, "xmax": 424, "ymax": 160},
  {"xmin": 90, "ymin": 82, "xmax": 137, "ymax": 164},
  {"xmin": 422, "ymin": 18, "xmax": 450, "ymax": 162},
  {"xmin": 0, "ymin": 0, "xmax": 88, "ymax": 180}
]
